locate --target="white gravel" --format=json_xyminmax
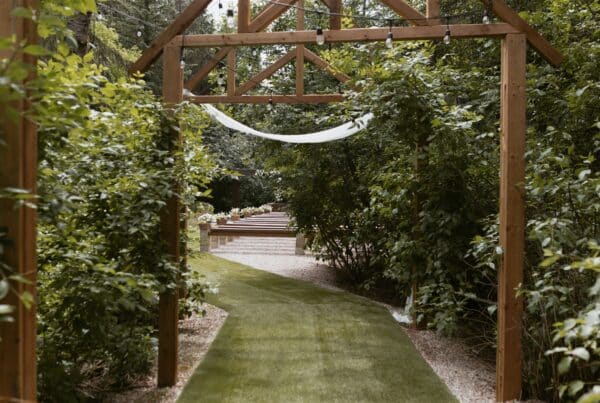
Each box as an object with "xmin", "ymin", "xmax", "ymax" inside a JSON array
[
  {"xmin": 105, "ymin": 304, "xmax": 228, "ymax": 403},
  {"xmin": 214, "ymin": 238, "xmax": 497, "ymax": 403}
]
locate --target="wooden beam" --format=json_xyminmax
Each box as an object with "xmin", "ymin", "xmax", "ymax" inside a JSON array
[
  {"xmin": 296, "ymin": 0, "xmax": 304, "ymax": 96},
  {"xmin": 186, "ymin": 94, "xmax": 344, "ymax": 103},
  {"xmin": 186, "ymin": 0, "xmax": 297, "ymax": 91},
  {"xmin": 236, "ymin": 50, "xmax": 296, "ymax": 95},
  {"xmin": 379, "ymin": 0, "xmax": 429, "ymax": 26},
  {"xmin": 497, "ymin": 33, "xmax": 526, "ymax": 402},
  {"xmin": 426, "ymin": 0, "xmax": 440, "ymax": 24},
  {"xmin": 0, "ymin": 1, "xmax": 38, "ymax": 401},
  {"xmin": 480, "ymin": 0, "xmax": 563, "ymax": 67},
  {"xmin": 303, "ymin": 48, "xmax": 350, "ymax": 83},
  {"xmin": 158, "ymin": 45, "xmax": 183, "ymax": 388},
  {"xmin": 329, "ymin": 0, "xmax": 342, "ymax": 30},
  {"xmin": 227, "ymin": 48, "xmax": 236, "ymax": 96},
  {"xmin": 173, "ymin": 24, "xmax": 520, "ymax": 48},
  {"xmin": 185, "ymin": 47, "xmax": 231, "ymax": 91},
  {"xmin": 238, "ymin": 0, "xmax": 251, "ymax": 33},
  {"xmin": 248, "ymin": 0, "xmax": 298, "ymax": 33},
  {"xmin": 129, "ymin": 0, "xmax": 212, "ymax": 74}
]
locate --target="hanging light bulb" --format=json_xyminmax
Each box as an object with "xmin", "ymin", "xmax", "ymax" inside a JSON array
[
  {"xmin": 226, "ymin": 9, "xmax": 235, "ymax": 27},
  {"xmin": 385, "ymin": 31, "xmax": 393, "ymax": 49},
  {"xmin": 180, "ymin": 58, "xmax": 186, "ymax": 69},
  {"xmin": 482, "ymin": 9, "xmax": 490, "ymax": 24},
  {"xmin": 137, "ymin": 30, "xmax": 142, "ymax": 38},
  {"xmin": 267, "ymin": 95, "xmax": 274, "ymax": 111},
  {"xmin": 385, "ymin": 20, "xmax": 393, "ymax": 49},
  {"xmin": 217, "ymin": 73, "xmax": 225, "ymax": 87},
  {"xmin": 316, "ymin": 27, "xmax": 325, "ymax": 46},
  {"xmin": 443, "ymin": 28, "xmax": 451, "ymax": 45}
]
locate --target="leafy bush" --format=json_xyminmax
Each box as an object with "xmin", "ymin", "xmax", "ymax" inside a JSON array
[{"xmin": 34, "ymin": 51, "xmax": 214, "ymax": 400}]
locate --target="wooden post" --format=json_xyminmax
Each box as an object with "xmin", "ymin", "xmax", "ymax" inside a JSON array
[
  {"xmin": 426, "ymin": 0, "xmax": 440, "ymax": 23},
  {"xmin": 329, "ymin": 0, "xmax": 341, "ymax": 30},
  {"xmin": 158, "ymin": 44, "xmax": 183, "ymax": 388},
  {"xmin": 0, "ymin": 1, "xmax": 38, "ymax": 401},
  {"xmin": 227, "ymin": 49, "xmax": 236, "ymax": 96},
  {"xmin": 497, "ymin": 33, "xmax": 526, "ymax": 402},
  {"xmin": 238, "ymin": 0, "xmax": 250, "ymax": 33},
  {"xmin": 296, "ymin": 0, "xmax": 304, "ymax": 96}
]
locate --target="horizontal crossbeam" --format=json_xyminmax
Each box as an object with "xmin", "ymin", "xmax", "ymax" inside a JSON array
[
  {"xmin": 170, "ymin": 24, "xmax": 520, "ymax": 48},
  {"xmin": 186, "ymin": 94, "xmax": 344, "ymax": 104}
]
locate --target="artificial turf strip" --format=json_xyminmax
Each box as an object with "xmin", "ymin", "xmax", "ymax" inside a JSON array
[{"xmin": 178, "ymin": 254, "xmax": 457, "ymax": 403}]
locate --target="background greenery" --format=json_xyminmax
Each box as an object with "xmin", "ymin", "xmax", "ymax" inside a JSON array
[{"xmin": 1, "ymin": 0, "xmax": 599, "ymax": 401}]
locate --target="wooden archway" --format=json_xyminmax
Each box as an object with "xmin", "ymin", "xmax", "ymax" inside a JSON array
[
  {"xmin": 0, "ymin": 0, "xmax": 563, "ymax": 401},
  {"xmin": 143, "ymin": 1, "xmax": 562, "ymax": 401}
]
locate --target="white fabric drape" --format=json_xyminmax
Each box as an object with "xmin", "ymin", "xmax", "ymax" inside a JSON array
[{"xmin": 201, "ymin": 104, "xmax": 373, "ymax": 144}]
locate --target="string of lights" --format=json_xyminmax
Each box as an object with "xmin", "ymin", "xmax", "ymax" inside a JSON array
[
  {"xmin": 102, "ymin": 0, "xmax": 495, "ymax": 99},
  {"xmin": 263, "ymin": 0, "xmax": 489, "ymax": 25}
]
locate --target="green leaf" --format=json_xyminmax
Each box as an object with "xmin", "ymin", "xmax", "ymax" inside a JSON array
[
  {"xmin": 0, "ymin": 280, "xmax": 9, "ymax": 300},
  {"xmin": 0, "ymin": 304, "xmax": 16, "ymax": 315},
  {"xmin": 558, "ymin": 356, "xmax": 573, "ymax": 375},
  {"xmin": 569, "ymin": 347, "xmax": 590, "ymax": 362},
  {"xmin": 19, "ymin": 291, "xmax": 34, "ymax": 309},
  {"xmin": 540, "ymin": 255, "xmax": 560, "ymax": 268},
  {"xmin": 10, "ymin": 7, "xmax": 33, "ymax": 19},
  {"xmin": 568, "ymin": 380, "xmax": 584, "ymax": 397},
  {"xmin": 22, "ymin": 44, "xmax": 50, "ymax": 56}
]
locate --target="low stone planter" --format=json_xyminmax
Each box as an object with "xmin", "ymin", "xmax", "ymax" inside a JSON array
[
  {"xmin": 232, "ymin": 214, "xmax": 240, "ymax": 221},
  {"xmin": 216, "ymin": 218, "xmax": 227, "ymax": 225}
]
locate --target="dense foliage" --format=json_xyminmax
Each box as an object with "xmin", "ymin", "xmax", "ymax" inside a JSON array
[
  {"xmin": 2, "ymin": 0, "xmax": 599, "ymax": 401},
  {"xmin": 2, "ymin": 0, "xmax": 217, "ymax": 400},
  {"xmin": 34, "ymin": 52, "xmax": 215, "ymax": 399},
  {"xmin": 251, "ymin": 1, "xmax": 600, "ymax": 401}
]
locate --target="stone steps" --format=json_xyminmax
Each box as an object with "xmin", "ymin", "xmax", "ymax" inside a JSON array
[{"xmin": 211, "ymin": 236, "xmax": 303, "ymax": 256}]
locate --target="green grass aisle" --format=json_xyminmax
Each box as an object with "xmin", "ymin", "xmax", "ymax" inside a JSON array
[{"xmin": 178, "ymin": 254, "xmax": 457, "ymax": 403}]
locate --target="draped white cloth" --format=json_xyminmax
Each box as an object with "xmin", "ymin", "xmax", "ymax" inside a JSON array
[{"xmin": 201, "ymin": 104, "xmax": 373, "ymax": 144}]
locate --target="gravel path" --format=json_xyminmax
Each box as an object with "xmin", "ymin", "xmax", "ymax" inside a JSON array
[{"xmin": 214, "ymin": 238, "xmax": 496, "ymax": 403}]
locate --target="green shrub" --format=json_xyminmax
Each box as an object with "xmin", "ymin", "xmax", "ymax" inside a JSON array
[{"xmin": 34, "ymin": 52, "xmax": 214, "ymax": 400}]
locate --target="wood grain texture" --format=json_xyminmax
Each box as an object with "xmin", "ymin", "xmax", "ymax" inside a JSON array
[
  {"xmin": 497, "ymin": 33, "xmax": 526, "ymax": 402},
  {"xmin": 238, "ymin": 0, "xmax": 251, "ymax": 33},
  {"xmin": 185, "ymin": 47, "xmax": 232, "ymax": 91},
  {"xmin": 379, "ymin": 0, "xmax": 430, "ymax": 26},
  {"xmin": 158, "ymin": 45, "xmax": 183, "ymax": 388},
  {"xmin": 480, "ymin": 0, "xmax": 563, "ymax": 66},
  {"xmin": 0, "ymin": 1, "xmax": 38, "ymax": 400},
  {"xmin": 248, "ymin": 0, "xmax": 298, "ymax": 33},
  {"xmin": 185, "ymin": 0, "xmax": 297, "ymax": 90},
  {"xmin": 129, "ymin": 0, "xmax": 212, "ymax": 73},
  {"xmin": 328, "ymin": 0, "xmax": 341, "ymax": 30},
  {"xmin": 172, "ymin": 24, "xmax": 520, "ymax": 48},
  {"xmin": 236, "ymin": 50, "xmax": 296, "ymax": 95},
  {"xmin": 426, "ymin": 0, "xmax": 440, "ymax": 24},
  {"xmin": 303, "ymin": 48, "xmax": 350, "ymax": 83},
  {"xmin": 227, "ymin": 48, "xmax": 236, "ymax": 96},
  {"xmin": 296, "ymin": 0, "xmax": 305, "ymax": 95}
]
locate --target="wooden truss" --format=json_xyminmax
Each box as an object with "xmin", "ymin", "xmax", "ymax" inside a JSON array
[{"xmin": 130, "ymin": 0, "xmax": 561, "ymax": 105}]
